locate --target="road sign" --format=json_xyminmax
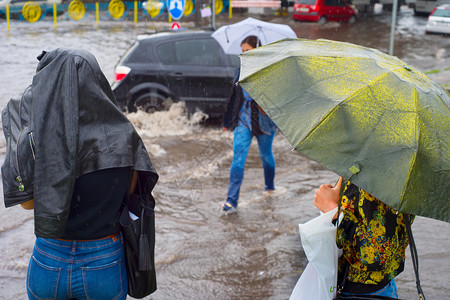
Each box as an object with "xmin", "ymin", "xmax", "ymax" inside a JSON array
[{"xmin": 167, "ymin": 0, "xmax": 185, "ymax": 20}]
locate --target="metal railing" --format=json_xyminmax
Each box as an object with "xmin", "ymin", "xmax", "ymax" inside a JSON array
[{"xmin": 1, "ymin": 0, "xmax": 284, "ymax": 30}]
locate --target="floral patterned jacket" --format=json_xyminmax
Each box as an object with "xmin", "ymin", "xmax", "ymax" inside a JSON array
[{"xmin": 336, "ymin": 182, "xmax": 413, "ymax": 294}]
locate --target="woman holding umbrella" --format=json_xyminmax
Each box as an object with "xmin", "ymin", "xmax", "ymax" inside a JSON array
[
  {"xmin": 236, "ymin": 36, "xmax": 446, "ymax": 300},
  {"xmin": 314, "ymin": 177, "xmax": 413, "ymax": 298},
  {"xmin": 221, "ymin": 35, "xmax": 277, "ymax": 212}
]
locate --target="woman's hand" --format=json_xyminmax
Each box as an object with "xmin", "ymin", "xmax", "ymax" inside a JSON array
[
  {"xmin": 222, "ymin": 127, "xmax": 228, "ymax": 132},
  {"xmin": 314, "ymin": 177, "xmax": 342, "ymax": 213}
]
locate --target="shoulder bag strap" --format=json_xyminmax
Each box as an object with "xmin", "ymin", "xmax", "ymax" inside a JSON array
[{"xmin": 405, "ymin": 214, "xmax": 426, "ymax": 300}]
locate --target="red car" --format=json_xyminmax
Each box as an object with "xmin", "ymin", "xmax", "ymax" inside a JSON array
[{"xmin": 293, "ymin": 0, "xmax": 358, "ymax": 24}]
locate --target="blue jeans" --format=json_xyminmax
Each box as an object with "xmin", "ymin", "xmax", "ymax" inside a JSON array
[
  {"xmin": 27, "ymin": 234, "xmax": 128, "ymax": 300},
  {"xmin": 226, "ymin": 125, "xmax": 276, "ymax": 208},
  {"xmin": 340, "ymin": 279, "xmax": 398, "ymax": 298}
]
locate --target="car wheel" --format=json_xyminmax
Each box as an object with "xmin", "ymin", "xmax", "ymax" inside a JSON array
[
  {"xmin": 129, "ymin": 93, "xmax": 170, "ymax": 113},
  {"xmin": 318, "ymin": 16, "xmax": 326, "ymax": 24},
  {"xmin": 348, "ymin": 15, "xmax": 356, "ymax": 24}
]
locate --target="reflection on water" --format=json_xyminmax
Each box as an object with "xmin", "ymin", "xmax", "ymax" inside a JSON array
[{"xmin": 0, "ymin": 9, "xmax": 449, "ymax": 299}]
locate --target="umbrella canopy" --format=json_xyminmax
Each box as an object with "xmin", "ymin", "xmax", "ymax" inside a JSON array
[
  {"xmin": 211, "ymin": 17, "xmax": 297, "ymax": 55},
  {"xmin": 239, "ymin": 39, "xmax": 450, "ymax": 223}
]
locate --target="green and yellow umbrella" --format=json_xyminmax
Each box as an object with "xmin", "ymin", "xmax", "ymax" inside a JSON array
[{"xmin": 239, "ymin": 39, "xmax": 450, "ymax": 222}]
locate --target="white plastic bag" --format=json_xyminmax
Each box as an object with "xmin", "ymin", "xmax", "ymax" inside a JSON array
[{"xmin": 290, "ymin": 207, "xmax": 340, "ymax": 300}]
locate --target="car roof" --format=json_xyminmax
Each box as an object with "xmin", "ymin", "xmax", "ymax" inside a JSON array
[
  {"xmin": 435, "ymin": 4, "xmax": 450, "ymax": 9},
  {"xmin": 136, "ymin": 29, "xmax": 215, "ymax": 42}
]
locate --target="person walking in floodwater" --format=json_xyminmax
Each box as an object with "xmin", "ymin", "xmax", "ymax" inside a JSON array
[
  {"xmin": 314, "ymin": 177, "xmax": 413, "ymax": 298},
  {"xmin": 221, "ymin": 35, "xmax": 277, "ymax": 213}
]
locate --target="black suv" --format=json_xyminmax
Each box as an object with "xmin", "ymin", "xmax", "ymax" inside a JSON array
[{"xmin": 111, "ymin": 29, "xmax": 240, "ymax": 118}]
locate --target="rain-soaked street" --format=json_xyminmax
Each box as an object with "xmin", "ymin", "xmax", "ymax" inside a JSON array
[{"xmin": 0, "ymin": 6, "xmax": 449, "ymax": 299}]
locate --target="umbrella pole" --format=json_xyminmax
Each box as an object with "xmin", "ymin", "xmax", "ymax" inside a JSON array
[{"xmin": 388, "ymin": 0, "xmax": 399, "ymax": 55}]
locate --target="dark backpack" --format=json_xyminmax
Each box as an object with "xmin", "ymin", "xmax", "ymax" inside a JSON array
[{"xmin": 1, "ymin": 86, "xmax": 35, "ymax": 207}]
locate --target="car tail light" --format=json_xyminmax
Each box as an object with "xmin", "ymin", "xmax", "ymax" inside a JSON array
[{"xmin": 115, "ymin": 66, "xmax": 131, "ymax": 82}]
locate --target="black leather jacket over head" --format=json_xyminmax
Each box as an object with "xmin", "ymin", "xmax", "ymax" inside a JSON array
[{"xmin": 2, "ymin": 48, "xmax": 158, "ymax": 238}]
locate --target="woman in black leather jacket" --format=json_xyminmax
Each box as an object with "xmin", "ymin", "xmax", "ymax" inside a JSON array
[{"xmin": 2, "ymin": 48, "xmax": 158, "ymax": 299}]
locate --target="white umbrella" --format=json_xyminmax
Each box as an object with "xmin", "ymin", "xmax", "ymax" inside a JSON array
[{"xmin": 211, "ymin": 17, "xmax": 297, "ymax": 55}]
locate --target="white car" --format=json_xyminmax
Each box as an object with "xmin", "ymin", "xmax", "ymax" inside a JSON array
[{"xmin": 426, "ymin": 4, "xmax": 450, "ymax": 35}]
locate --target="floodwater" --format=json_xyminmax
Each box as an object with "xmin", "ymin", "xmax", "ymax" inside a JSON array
[{"xmin": 0, "ymin": 7, "xmax": 449, "ymax": 300}]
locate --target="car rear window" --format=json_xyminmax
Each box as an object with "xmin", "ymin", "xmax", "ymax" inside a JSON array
[
  {"xmin": 296, "ymin": 0, "xmax": 316, "ymax": 4},
  {"xmin": 432, "ymin": 8, "xmax": 450, "ymax": 17},
  {"xmin": 122, "ymin": 41, "xmax": 154, "ymax": 63},
  {"xmin": 324, "ymin": 0, "xmax": 346, "ymax": 6},
  {"xmin": 156, "ymin": 38, "xmax": 224, "ymax": 66}
]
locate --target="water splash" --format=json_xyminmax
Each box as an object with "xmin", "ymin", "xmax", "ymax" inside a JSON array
[{"xmin": 126, "ymin": 102, "xmax": 208, "ymax": 138}]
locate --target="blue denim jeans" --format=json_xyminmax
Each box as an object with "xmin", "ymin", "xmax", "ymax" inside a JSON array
[
  {"xmin": 27, "ymin": 234, "xmax": 127, "ymax": 300},
  {"xmin": 340, "ymin": 279, "xmax": 399, "ymax": 298},
  {"xmin": 226, "ymin": 125, "xmax": 276, "ymax": 208}
]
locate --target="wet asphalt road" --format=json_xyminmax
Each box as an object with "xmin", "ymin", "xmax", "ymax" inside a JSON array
[{"xmin": 0, "ymin": 6, "xmax": 449, "ymax": 299}]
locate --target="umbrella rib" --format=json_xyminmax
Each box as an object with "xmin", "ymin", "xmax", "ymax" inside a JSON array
[
  {"xmin": 293, "ymin": 104, "xmax": 340, "ymax": 150},
  {"xmin": 293, "ymin": 70, "xmax": 378, "ymax": 150},
  {"xmin": 225, "ymin": 27, "xmax": 230, "ymax": 43},
  {"xmin": 294, "ymin": 71, "xmax": 396, "ymax": 156},
  {"xmin": 398, "ymin": 88, "xmax": 420, "ymax": 212}
]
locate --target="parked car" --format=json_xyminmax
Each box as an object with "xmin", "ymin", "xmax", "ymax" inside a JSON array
[
  {"xmin": 414, "ymin": 0, "xmax": 450, "ymax": 15},
  {"xmin": 426, "ymin": 4, "xmax": 450, "ymax": 35},
  {"xmin": 292, "ymin": 0, "xmax": 357, "ymax": 24},
  {"xmin": 111, "ymin": 29, "xmax": 239, "ymax": 118}
]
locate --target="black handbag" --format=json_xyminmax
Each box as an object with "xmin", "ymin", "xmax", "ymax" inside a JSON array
[{"xmin": 120, "ymin": 176, "xmax": 157, "ymax": 298}]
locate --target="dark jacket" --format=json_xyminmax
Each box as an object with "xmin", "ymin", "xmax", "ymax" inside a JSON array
[
  {"xmin": 4, "ymin": 48, "xmax": 158, "ymax": 238},
  {"xmin": 222, "ymin": 69, "xmax": 263, "ymax": 136}
]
